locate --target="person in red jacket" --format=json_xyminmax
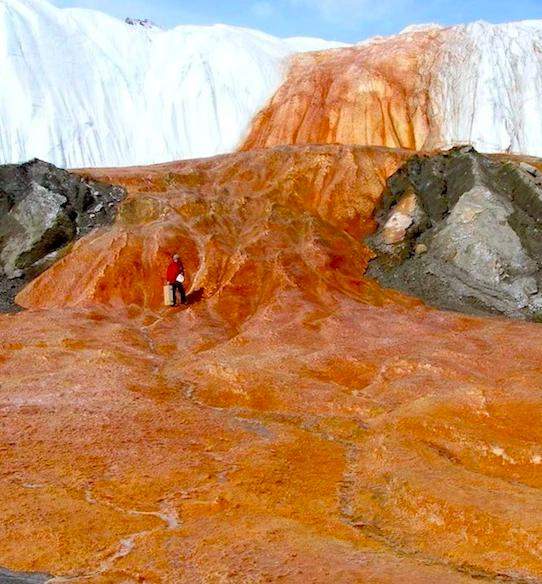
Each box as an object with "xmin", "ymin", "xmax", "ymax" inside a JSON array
[{"xmin": 166, "ymin": 253, "xmax": 187, "ymax": 306}]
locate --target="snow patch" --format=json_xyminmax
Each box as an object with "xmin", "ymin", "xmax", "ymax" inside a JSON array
[
  {"xmin": 400, "ymin": 23, "xmax": 443, "ymax": 34},
  {"xmin": 490, "ymin": 446, "xmax": 516, "ymax": 464}
]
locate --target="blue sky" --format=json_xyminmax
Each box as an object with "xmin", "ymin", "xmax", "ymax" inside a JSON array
[{"xmin": 50, "ymin": 0, "xmax": 542, "ymax": 42}]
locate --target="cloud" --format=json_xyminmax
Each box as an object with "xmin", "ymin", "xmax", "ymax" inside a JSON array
[
  {"xmin": 289, "ymin": 0, "xmax": 411, "ymax": 25},
  {"xmin": 251, "ymin": 1, "xmax": 275, "ymax": 18}
]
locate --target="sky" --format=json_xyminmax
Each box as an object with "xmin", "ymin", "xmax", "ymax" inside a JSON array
[{"xmin": 50, "ymin": 0, "xmax": 542, "ymax": 42}]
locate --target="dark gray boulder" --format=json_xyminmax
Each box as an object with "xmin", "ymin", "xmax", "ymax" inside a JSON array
[
  {"xmin": 367, "ymin": 147, "xmax": 542, "ymax": 320},
  {"xmin": 0, "ymin": 567, "xmax": 50, "ymax": 583},
  {"xmin": 0, "ymin": 159, "xmax": 125, "ymax": 312}
]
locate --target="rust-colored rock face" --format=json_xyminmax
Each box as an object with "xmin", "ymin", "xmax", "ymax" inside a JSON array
[
  {"xmin": 241, "ymin": 30, "xmax": 446, "ymax": 152},
  {"xmin": 2, "ymin": 145, "xmax": 542, "ymax": 582}
]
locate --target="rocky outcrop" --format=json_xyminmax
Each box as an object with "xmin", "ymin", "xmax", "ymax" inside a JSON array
[
  {"xmin": 368, "ymin": 147, "xmax": 542, "ymax": 319},
  {"xmin": 124, "ymin": 17, "xmax": 159, "ymax": 29},
  {"xmin": 0, "ymin": 567, "xmax": 50, "ymax": 583},
  {"xmin": 0, "ymin": 159, "xmax": 124, "ymax": 312}
]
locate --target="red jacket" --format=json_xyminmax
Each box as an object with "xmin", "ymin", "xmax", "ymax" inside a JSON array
[{"xmin": 166, "ymin": 261, "xmax": 184, "ymax": 284}]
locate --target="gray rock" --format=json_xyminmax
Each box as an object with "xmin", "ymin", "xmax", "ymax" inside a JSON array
[
  {"xmin": 1, "ymin": 184, "xmax": 69, "ymax": 278},
  {"xmin": 0, "ymin": 159, "xmax": 125, "ymax": 312},
  {"xmin": 367, "ymin": 147, "xmax": 542, "ymax": 320},
  {"xmin": 0, "ymin": 567, "xmax": 50, "ymax": 583},
  {"xmin": 519, "ymin": 161, "xmax": 539, "ymax": 177},
  {"xmin": 125, "ymin": 17, "xmax": 160, "ymax": 29}
]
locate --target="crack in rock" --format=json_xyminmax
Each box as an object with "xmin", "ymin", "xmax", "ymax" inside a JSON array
[{"xmin": 44, "ymin": 488, "xmax": 180, "ymax": 582}]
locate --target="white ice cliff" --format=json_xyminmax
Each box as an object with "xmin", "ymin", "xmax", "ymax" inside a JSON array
[{"xmin": 0, "ymin": 0, "xmax": 343, "ymax": 167}]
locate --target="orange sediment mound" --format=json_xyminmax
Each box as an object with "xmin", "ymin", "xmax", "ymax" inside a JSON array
[
  {"xmin": 2, "ymin": 145, "xmax": 542, "ymax": 582},
  {"xmin": 17, "ymin": 145, "xmax": 414, "ymax": 314}
]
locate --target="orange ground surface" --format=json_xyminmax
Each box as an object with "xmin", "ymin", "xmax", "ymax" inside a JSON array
[{"xmin": 2, "ymin": 145, "xmax": 542, "ymax": 583}]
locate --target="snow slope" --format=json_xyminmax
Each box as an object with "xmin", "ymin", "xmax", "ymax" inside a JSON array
[{"xmin": 0, "ymin": 0, "xmax": 344, "ymax": 167}]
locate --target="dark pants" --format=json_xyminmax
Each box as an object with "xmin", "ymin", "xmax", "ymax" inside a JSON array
[{"xmin": 172, "ymin": 282, "xmax": 187, "ymax": 305}]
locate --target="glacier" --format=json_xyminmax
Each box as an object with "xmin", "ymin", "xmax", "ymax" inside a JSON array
[
  {"xmin": 0, "ymin": 0, "xmax": 344, "ymax": 167},
  {"xmin": 2, "ymin": 0, "xmax": 542, "ymax": 167}
]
